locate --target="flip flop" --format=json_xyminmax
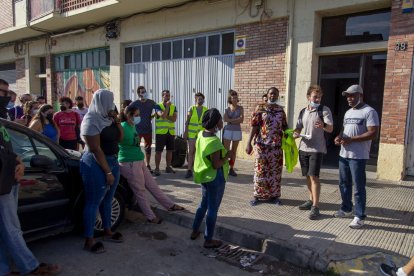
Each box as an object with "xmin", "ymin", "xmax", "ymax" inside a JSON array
[
  {"xmin": 168, "ymin": 204, "xmax": 185, "ymax": 211},
  {"xmin": 84, "ymin": 241, "xmax": 106, "ymax": 254},
  {"xmin": 28, "ymin": 263, "xmax": 62, "ymax": 275},
  {"xmin": 103, "ymin": 232, "xmax": 123, "ymax": 243}
]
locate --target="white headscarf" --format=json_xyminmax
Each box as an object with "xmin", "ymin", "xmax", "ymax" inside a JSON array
[{"xmin": 81, "ymin": 89, "xmax": 114, "ymax": 136}]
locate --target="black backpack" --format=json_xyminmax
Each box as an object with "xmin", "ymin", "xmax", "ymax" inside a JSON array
[{"xmin": 297, "ymin": 105, "xmax": 325, "ymax": 127}]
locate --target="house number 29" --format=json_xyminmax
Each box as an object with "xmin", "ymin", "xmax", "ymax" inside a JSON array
[{"xmin": 395, "ymin": 42, "xmax": 408, "ymax": 51}]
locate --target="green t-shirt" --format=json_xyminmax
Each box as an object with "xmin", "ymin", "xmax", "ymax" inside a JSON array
[
  {"xmin": 194, "ymin": 131, "xmax": 229, "ymax": 184},
  {"xmin": 118, "ymin": 122, "xmax": 145, "ymax": 163}
]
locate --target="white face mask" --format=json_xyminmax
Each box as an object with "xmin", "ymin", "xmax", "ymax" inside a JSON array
[
  {"xmin": 133, "ymin": 116, "xmax": 141, "ymax": 125},
  {"xmin": 141, "ymin": 92, "xmax": 148, "ymax": 100},
  {"xmin": 268, "ymin": 99, "xmax": 279, "ymax": 105},
  {"xmin": 309, "ymin": 101, "xmax": 320, "ymax": 108}
]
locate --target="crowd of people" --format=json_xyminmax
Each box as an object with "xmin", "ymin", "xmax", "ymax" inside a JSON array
[{"xmin": 0, "ymin": 76, "xmax": 394, "ymax": 274}]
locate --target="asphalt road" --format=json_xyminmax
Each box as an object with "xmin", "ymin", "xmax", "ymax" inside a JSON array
[{"xmin": 27, "ymin": 211, "xmax": 321, "ymax": 276}]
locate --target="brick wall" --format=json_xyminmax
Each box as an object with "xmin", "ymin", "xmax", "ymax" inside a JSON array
[
  {"xmin": 0, "ymin": 0, "xmax": 14, "ymax": 30},
  {"xmin": 234, "ymin": 18, "xmax": 288, "ymax": 132},
  {"xmin": 15, "ymin": 59, "xmax": 26, "ymax": 94},
  {"xmin": 381, "ymin": 0, "xmax": 414, "ymax": 144}
]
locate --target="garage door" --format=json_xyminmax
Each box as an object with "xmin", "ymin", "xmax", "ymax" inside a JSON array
[
  {"xmin": 0, "ymin": 63, "xmax": 16, "ymax": 91},
  {"xmin": 124, "ymin": 31, "xmax": 235, "ymax": 137}
]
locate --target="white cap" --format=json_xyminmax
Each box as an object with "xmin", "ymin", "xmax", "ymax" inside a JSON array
[{"xmin": 342, "ymin": 84, "xmax": 363, "ymax": 96}]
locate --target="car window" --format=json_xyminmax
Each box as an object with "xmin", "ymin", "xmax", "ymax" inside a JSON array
[{"xmin": 7, "ymin": 128, "xmax": 61, "ymax": 168}]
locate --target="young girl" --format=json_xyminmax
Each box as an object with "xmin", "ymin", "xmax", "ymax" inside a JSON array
[
  {"xmin": 29, "ymin": 104, "xmax": 59, "ymax": 142},
  {"xmin": 118, "ymin": 105, "xmax": 184, "ymax": 224},
  {"xmin": 191, "ymin": 108, "xmax": 231, "ymax": 248}
]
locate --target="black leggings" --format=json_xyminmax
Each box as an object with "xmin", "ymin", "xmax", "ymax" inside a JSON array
[{"xmin": 59, "ymin": 139, "xmax": 78, "ymax": 150}]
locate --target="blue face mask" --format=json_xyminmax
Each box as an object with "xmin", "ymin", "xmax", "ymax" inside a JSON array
[
  {"xmin": 309, "ymin": 101, "xmax": 320, "ymax": 108},
  {"xmin": 133, "ymin": 116, "xmax": 141, "ymax": 125},
  {"xmin": 6, "ymin": 102, "xmax": 14, "ymax": 109}
]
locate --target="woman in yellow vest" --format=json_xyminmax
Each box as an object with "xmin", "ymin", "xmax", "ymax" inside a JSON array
[
  {"xmin": 183, "ymin": 92, "xmax": 207, "ymax": 179},
  {"xmin": 190, "ymin": 108, "xmax": 232, "ymax": 248}
]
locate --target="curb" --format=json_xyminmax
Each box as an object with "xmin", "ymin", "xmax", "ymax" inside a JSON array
[{"xmin": 153, "ymin": 206, "xmax": 330, "ymax": 272}]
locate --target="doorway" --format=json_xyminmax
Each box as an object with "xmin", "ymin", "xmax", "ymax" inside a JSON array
[{"xmin": 319, "ymin": 52, "xmax": 386, "ymax": 169}]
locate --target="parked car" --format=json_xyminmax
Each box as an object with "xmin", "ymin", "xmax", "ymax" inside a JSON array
[{"xmin": 1, "ymin": 119, "xmax": 134, "ymax": 241}]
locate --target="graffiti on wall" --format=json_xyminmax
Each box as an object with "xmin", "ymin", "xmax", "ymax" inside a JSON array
[{"xmin": 55, "ymin": 68, "xmax": 110, "ymax": 106}]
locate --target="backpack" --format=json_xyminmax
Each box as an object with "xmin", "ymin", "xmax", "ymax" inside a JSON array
[{"xmin": 298, "ymin": 105, "xmax": 325, "ymax": 127}]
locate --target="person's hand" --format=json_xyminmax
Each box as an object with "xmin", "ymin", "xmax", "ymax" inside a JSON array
[
  {"xmin": 15, "ymin": 157, "xmax": 25, "ymax": 181},
  {"xmin": 183, "ymin": 131, "xmax": 188, "ymax": 140},
  {"xmin": 334, "ymin": 136, "xmax": 342, "ymax": 146},
  {"xmin": 340, "ymin": 137, "xmax": 352, "ymax": 145},
  {"xmin": 165, "ymin": 101, "xmax": 171, "ymax": 106},
  {"xmin": 314, "ymin": 119, "xmax": 324, "ymax": 129},
  {"xmin": 106, "ymin": 173, "xmax": 115, "ymax": 185},
  {"xmin": 245, "ymin": 144, "xmax": 253, "ymax": 155}
]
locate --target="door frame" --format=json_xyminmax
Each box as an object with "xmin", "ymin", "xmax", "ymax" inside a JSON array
[{"xmin": 405, "ymin": 55, "xmax": 414, "ymax": 175}]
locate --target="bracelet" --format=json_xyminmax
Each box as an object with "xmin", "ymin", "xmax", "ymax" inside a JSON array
[{"xmin": 106, "ymin": 172, "xmax": 112, "ymax": 175}]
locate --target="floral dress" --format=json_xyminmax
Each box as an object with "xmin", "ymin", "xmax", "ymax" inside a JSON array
[{"xmin": 251, "ymin": 104, "xmax": 287, "ymax": 200}]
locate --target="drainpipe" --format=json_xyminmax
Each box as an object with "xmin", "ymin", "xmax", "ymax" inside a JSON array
[{"xmin": 284, "ymin": 0, "xmax": 295, "ymax": 127}]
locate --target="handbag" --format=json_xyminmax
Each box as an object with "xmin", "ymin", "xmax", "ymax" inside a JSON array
[{"xmin": 0, "ymin": 125, "xmax": 17, "ymax": 195}]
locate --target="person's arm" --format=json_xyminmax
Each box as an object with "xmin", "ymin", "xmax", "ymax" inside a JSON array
[
  {"xmin": 341, "ymin": 126, "xmax": 377, "ymax": 145},
  {"xmin": 210, "ymin": 150, "xmax": 231, "ymax": 169},
  {"xmin": 116, "ymin": 122, "xmax": 124, "ymax": 142},
  {"xmin": 245, "ymin": 126, "xmax": 259, "ymax": 155},
  {"xmin": 183, "ymin": 109, "xmax": 192, "ymax": 140},
  {"xmin": 29, "ymin": 119, "xmax": 43, "ymax": 133},
  {"xmin": 223, "ymin": 108, "xmax": 230, "ymax": 123},
  {"xmin": 15, "ymin": 156, "xmax": 25, "ymax": 182},
  {"xmin": 281, "ymin": 110, "xmax": 288, "ymax": 131},
  {"xmin": 83, "ymin": 134, "xmax": 114, "ymax": 185},
  {"xmin": 227, "ymin": 107, "xmax": 244, "ymax": 124}
]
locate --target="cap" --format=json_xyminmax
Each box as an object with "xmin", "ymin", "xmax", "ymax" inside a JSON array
[{"xmin": 342, "ymin": 84, "xmax": 363, "ymax": 96}]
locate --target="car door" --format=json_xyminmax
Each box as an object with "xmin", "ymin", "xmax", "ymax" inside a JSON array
[{"xmin": 7, "ymin": 127, "xmax": 72, "ymax": 234}]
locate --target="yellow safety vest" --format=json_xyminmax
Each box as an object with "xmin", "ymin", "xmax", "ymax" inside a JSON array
[
  {"xmin": 188, "ymin": 105, "xmax": 207, "ymax": 139},
  {"xmin": 155, "ymin": 102, "xmax": 176, "ymax": 135}
]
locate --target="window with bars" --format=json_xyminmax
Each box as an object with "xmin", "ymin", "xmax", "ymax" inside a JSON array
[
  {"xmin": 124, "ymin": 31, "xmax": 234, "ymax": 64},
  {"xmin": 54, "ymin": 48, "xmax": 109, "ymax": 71}
]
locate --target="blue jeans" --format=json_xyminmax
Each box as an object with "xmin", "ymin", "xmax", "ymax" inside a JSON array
[
  {"xmin": 339, "ymin": 157, "xmax": 367, "ymax": 219},
  {"xmin": 0, "ymin": 185, "xmax": 39, "ymax": 275},
  {"xmin": 80, "ymin": 152, "xmax": 120, "ymax": 238},
  {"xmin": 192, "ymin": 169, "xmax": 226, "ymax": 241}
]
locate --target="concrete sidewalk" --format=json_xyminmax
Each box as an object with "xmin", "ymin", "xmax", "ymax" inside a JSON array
[{"xmin": 148, "ymin": 158, "xmax": 414, "ymax": 274}]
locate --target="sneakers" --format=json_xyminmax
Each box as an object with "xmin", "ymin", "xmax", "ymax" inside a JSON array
[
  {"xmin": 185, "ymin": 170, "xmax": 193, "ymax": 179},
  {"xmin": 229, "ymin": 168, "xmax": 237, "ymax": 177},
  {"xmin": 165, "ymin": 166, "xmax": 176, "ymax": 174},
  {"xmin": 379, "ymin": 263, "xmax": 399, "ymax": 276},
  {"xmin": 333, "ymin": 209, "xmax": 353, "ymax": 218},
  {"xmin": 309, "ymin": 206, "xmax": 320, "ymax": 220},
  {"xmin": 147, "ymin": 165, "xmax": 154, "ymax": 174},
  {"xmin": 298, "ymin": 200, "xmax": 313, "ymax": 210},
  {"xmin": 153, "ymin": 169, "xmax": 161, "ymax": 176},
  {"xmin": 349, "ymin": 216, "xmax": 365, "ymax": 229}
]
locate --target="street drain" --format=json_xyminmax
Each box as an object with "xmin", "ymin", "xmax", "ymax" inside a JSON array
[{"xmin": 204, "ymin": 244, "xmax": 263, "ymax": 269}]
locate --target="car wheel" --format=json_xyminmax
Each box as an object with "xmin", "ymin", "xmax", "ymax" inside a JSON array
[{"xmin": 94, "ymin": 191, "xmax": 125, "ymax": 233}]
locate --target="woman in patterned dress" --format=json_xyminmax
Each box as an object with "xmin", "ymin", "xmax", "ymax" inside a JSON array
[{"xmin": 245, "ymin": 87, "xmax": 288, "ymax": 206}]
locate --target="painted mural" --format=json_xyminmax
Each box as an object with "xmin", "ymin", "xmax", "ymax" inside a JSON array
[{"xmin": 55, "ymin": 68, "xmax": 110, "ymax": 106}]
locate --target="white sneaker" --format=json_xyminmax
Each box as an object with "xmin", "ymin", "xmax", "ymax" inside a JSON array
[
  {"xmin": 333, "ymin": 209, "xmax": 353, "ymax": 218},
  {"xmin": 349, "ymin": 217, "xmax": 364, "ymax": 229}
]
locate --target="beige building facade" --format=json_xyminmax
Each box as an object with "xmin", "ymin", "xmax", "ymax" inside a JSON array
[{"xmin": 0, "ymin": 0, "xmax": 412, "ymax": 181}]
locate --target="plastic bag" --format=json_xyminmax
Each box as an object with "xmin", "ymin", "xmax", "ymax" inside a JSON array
[{"xmin": 282, "ymin": 129, "xmax": 298, "ymax": 173}]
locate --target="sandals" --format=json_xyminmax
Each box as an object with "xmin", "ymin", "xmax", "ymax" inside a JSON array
[
  {"xmin": 190, "ymin": 230, "xmax": 201, "ymax": 240},
  {"xmin": 250, "ymin": 198, "xmax": 259, "ymax": 206},
  {"xmin": 148, "ymin": 217, "xmax": 163, "ymax": 224},
  {"xmin": 83, "ymin": 241, "xmax": 106, "ymax": 254},
  {"xmin": 204, "ymin": 240, "xmax": 223, "ymax": 249},
  {"xmin": 29, "ymin": 263, "xmax": 62, "ymax": 275},
  {"xmin": 168, "ymin": 204, "xmax": 185, "ymax": 211},
  {"xmin": 103, "ymin": 232, "xmax": 123, "ymax": 243}
]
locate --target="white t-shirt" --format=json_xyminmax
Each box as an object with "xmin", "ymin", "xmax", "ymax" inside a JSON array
[
  {"xmin": 72, "ymin": 107, "xmax": 88, "ymax": 121},
  {"xmin": 340, "ymin": 104, "xmax": 379, "ymax": 159}
]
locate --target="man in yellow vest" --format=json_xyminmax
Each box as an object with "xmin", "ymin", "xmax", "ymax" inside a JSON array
[
  {"xmin": 154, "ymin": 90, "xmax": 177, "ymax": 176},
  {"xmin": 183, "ymin": 92, "xmax": 207, "ymax": 179}
]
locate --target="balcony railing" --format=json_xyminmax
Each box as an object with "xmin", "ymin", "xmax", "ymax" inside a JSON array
[{"xmin": 29, "ymin": 0, "xmax": 107, "ymax": 21}]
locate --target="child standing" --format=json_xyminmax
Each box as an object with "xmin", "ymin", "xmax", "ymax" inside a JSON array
[{"xmin": 190, "ymin": 108, "xmax": 231, "ymax": 248}]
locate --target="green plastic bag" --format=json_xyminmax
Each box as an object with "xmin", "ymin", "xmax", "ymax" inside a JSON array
[{"xmin": 282, "ymin": 128, "xmax": 298, "ymax": 173}]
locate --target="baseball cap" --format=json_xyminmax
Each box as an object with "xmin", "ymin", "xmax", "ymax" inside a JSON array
[{"xmin": 342, "ymin": 84, "xmax": 363, "ymax": 96}]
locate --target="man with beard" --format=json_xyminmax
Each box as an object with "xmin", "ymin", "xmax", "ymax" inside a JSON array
[{"xmin": 333, "ymin": 84, "xmax": 379, "ymax": 229}]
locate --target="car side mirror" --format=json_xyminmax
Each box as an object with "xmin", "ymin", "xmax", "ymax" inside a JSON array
[{"xmin": 30, "ymin": 155, "xmax": 54, "ymax": 171}]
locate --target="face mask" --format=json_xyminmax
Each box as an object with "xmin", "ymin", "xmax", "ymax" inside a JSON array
[
  {"xmin": 46, "ymin": 113, "xmax": 53, "ymax": 121},
  {"xmin": 197, "ymin": 98, "xmax": 204, "ymax": 105},
  {"xmin": 60, "ymin": 105, "xmax": 67, "ymax": 111},
  {"xmin": 133, "ymin": 116, "xmax": 141, "ymax": 125},
  {"xmin": 0, "ymin": 96, "xmax": 11, "ymax": 119},
  {"xmin": 309, "ymin": 101, "xmax": 320, "ymax": 108},
  {"xmin": 141, "ymin": 92, "xmax": 148, "ymax": 100},
  {"xmin": 268, "ymin": 99, "xmax": 279, "ymax": 105},
  {"xmin": 6, "ymin": 102, "xmax": 14, "ymax": 109},
  {"xmin": 77, "ymin": 103, "xmax": 84, "ymax": 109},
  {"xmin": 32, "ymin": 109, "xmax": 39, "ymax": 115}
]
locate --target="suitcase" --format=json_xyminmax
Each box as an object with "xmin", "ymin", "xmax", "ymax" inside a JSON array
[{"xmin": 171, "ymin": 136, "xmax": 187, "ymax": 168}]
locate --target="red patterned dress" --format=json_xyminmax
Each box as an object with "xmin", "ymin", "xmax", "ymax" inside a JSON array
[{"xmin": 251, "ymin": 104, "xmax": 287, "ymax": 200}]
